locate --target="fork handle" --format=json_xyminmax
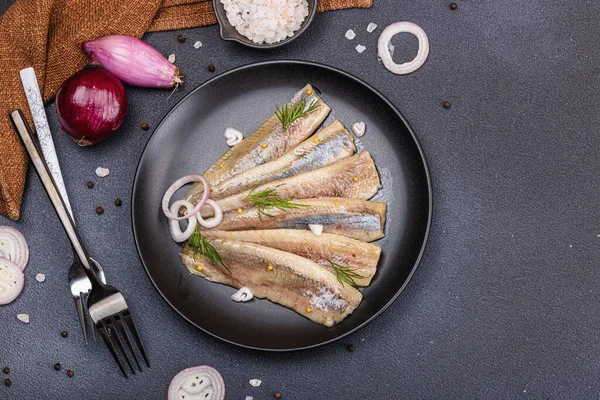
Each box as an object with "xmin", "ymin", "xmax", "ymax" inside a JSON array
[{"xmin": 10, "ymin": 110, "xmax": 104, "ymax": 288}]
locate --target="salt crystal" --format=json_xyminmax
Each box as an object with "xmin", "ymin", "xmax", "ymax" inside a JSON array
[
  {"xmin": 249, "ymin": 379, "xmax": 262, "ymax": 387},
  {"xmin": 245, "ymin": 397, "xmax": 254, "ymax": 400},
  {"xmin": 95, "ymin": 167, "xmax": 109, "ymax": 178},
  {"xmin": 308, "ymin": 224, "xmax": 323, "ymax": 236},
  {"xmin": 367, "ymin": 23, "xmax": 378, "ymax": 33},
  {"xmin": 352, "ymin": 122, "xmax": 366, "ymax": 137},
  {"xmin": 355, "ymin": 44, "xmax": 366, "ymax": 53},
  {"xmin": 168, "ymin": 54, "xmax": 176, "ymax": 64},
  {"xmin": 17, "ymin": 314, "xmax": 29, "ymax": 324},
  {"xmin": 345, "ymin": 29, "xmax": 356, "ymax": 40},
  {"xmin": 35, "ymin": 273, "xmax": 45, "ymax": 283},
  {"xmin": 194, "ymin": 40, "xmax": 203, "ymax": 49}
]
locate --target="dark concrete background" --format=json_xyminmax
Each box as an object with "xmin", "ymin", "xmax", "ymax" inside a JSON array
[{"xmin": 2, "ymin": 1, "xmax": 600, "ymax": 399}]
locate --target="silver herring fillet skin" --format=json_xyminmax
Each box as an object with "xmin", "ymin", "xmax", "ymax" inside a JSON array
[
  {"xmin": 181, "ymin": 239, "xmax": 363, "ymax": 327},
  {"xmin": 185, "ymin": 84, "xmax": 331, "ymax": 204},
  {"xmin": 203, "ymin": 230, "xmax": 382, "ymax": 286},
  {"xmin": 202, "ymin": 151, "xmax": 381, "ymax": 217},
  {"xmin": 210, "ymin": 120, "xmax": 355, "ymax": 200},
  {"xmin": 204, "ymin": 197, "xmax": 386, "ymax": 242}
]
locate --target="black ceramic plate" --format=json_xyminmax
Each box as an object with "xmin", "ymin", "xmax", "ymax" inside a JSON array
[{"xmin": 132, "ymin": 61, "xmax": 432, "ymax": 351}]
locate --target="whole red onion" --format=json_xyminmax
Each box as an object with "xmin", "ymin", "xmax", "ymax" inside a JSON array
[{"xmin": 56, "ymin": 65, "xmax": 127, "ymax": 146}]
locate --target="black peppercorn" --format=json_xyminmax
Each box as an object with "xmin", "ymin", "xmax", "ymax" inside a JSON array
[
  {"xmin": 2, "ymin": 367, "xmax": 9, "ymax": 374},
  {"xmin": 207, "ymin": 64, "xmax": 216, "ymax": 72},
  {"xmin": 87, "ymin": 181, "xmax": 94, "ymax": 189},
  {"xmin": 95, "ymin": 206, "xmax": 104, "ymax": 215},
  {"xmin": 66, "ymin": 370, "xmax": 74, "ymax": 378},
  {"xmin": 54, "ymin": 363, "xmax": 61, "ymax": 371},
  {"xmin": 141, "ymin": 123, "xmax": 149, "ymax": 130},
  {"xmin": 178, "ymin": 34, "xmax": 186, "ymax": 43},
  {"xmin": 4, "ymin": 378, "xmax": 11, "ymax": 387},
  {"xmin": 443, "ymin": 101, "xmax": 452, "ymax": 109},
  {"xmin": 60, "ymin": 331, "xmax": 68, "ymax": 338},
  {"xmin": 115, "ymin": 199, "xmax": 122, "ymax": 207},
  {"xmin": 273, "ymin": 392, "xmax": 281, "ymax": 399},
  {"xmin": 450, "ymin": 2, "xmax": 457, "ymax": 10},
  {"xmin": 347, "ymin": 344, "xmax": 355, "ymax": 352}
]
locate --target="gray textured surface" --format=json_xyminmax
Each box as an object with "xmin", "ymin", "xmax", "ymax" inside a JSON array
[{"xmin": 1, "ymin": 1, "xmax": 600, "ymax": 399}]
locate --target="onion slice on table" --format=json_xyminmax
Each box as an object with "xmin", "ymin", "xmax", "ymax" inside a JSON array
[
  {"xmin": 378, "ymin": 22, "xmax": 430, "ymax": 75},
  {"xmin": 196, "ymin": 200, "xmax": 223, "ymax": 229},
  {"xmin": 0, "ymin": 226, "xmax": 29, "ymax": 270},
  {"xmin": 0, "ymin": 258, "xmax": 25, "ymax": 305},
  {"xmin": 162, "ymin": 175, "xmax": 209, "ymax": 221},
  {"xmin": 169, "ymin": 200, "xmax": 198, "ymax": 242},
  {"xmin": 168, "ymin": 365, "xmax": 225, "ymax": 400}
]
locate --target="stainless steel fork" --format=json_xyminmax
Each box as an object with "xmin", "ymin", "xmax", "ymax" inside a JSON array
[
  {"xmin": 11, "ymin": 110, "xmax": 149, "ymax": 377},
  {"xmin": 69, "ymin": 258, "xmax": 106, "ymax": 344}
]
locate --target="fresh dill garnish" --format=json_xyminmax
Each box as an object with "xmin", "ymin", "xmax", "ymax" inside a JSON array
[
  {"xmin": 188, "ymin": 226, "xmax": 231, "ymax": 273},
  {"xmin": 329, "ymin": 260, "xmax": 364, "ymax": 288},
  {"xmin": 275, "ymin": 98, "xmax": 320, "ymax": 132},
  {"xmin": 244, "ymin": 184, "xmax": 307, "ymax": 220}
]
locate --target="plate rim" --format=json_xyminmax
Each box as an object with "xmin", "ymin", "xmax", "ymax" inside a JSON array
[{"xmin": 131, "ymin": 60, "xmax": 433, "ymax": 352}]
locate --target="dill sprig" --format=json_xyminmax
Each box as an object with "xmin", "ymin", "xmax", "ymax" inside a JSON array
[
  {"xmin": 244, "ymin": 184, "xmax": 307, "ymax": 220},
  {"xmin": 275, "ymin": 98, "xmax": 320, "ymax": 132},
  {"xmin": 329, "ymin": 260, "xmax": 364, "ymax": 288},
  {"xmin": 188, "ymin": 226, "xmax": 231, "ymax": 273}
]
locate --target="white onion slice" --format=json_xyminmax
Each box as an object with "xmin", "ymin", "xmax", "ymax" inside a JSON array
[
  {"xmin": 309, "ymin": 224, "xmax": 323, "ymax": 236},
  {"xmin": 162, "ymin": 175, "xmax": 209, "ymax": 221},
  {"xmin": 169, "ymin": 200, "xmax": 198, "ymax": 242},
  {"xmin": 0, "ymin": 226, "xmax": 29, "ymax": 270},
  {"xmin": 0, "ymin": 258, "xmax": 25, "ymax": 305},
  {"xmin": 224, "ymin": 128, "xmax": 243, "ymax": 147},
  {"xmin": 231, "ymin": 287, "xmax": 254, "ymax": 302},
  {"xmin": 168, "ymin": 365, "xmax": 225, "ymax": 400},
  {"xmin": 196, "ymin": 200, "xmax": 223, "ymax": 229},
  {"xmin": 378, "ymin": 22, "xmax": 429, "ymax": 75}
]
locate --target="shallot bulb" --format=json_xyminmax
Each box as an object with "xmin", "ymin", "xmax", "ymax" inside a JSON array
[{"xmin": 82, "ymin": 35, "xmax": 183, "ymax": 89}]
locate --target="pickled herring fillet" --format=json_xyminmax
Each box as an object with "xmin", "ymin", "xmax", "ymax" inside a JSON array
[
  {"xmin": 201, "ymin": 151, "xmax": 381, "ymax": 217},
  {"xmin": 185, "ymin": 84, "xmax": 331, "ymax": 204},
  {"xmin": 204, "ymin": 198, "xmax": 386, "ymax": 242},
  {"xmin": 210, "ymin": 120, "xmax": 355, "ymax": 200},
  {"xmin": 181, "ymin": 239, "xmax": 363, "ymax": 327},
  {"xmin": 203, "ymin": 230, "xmax": 381, "ymax": 286}
]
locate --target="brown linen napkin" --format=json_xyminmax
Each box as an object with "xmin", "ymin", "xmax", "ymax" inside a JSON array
[{"xmin": 0, "ymin": 0, "xmax": 371, "ymax": 220}]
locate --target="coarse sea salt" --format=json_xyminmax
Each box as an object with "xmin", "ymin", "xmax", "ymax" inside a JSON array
[
  {"xmin": 345, "ymin": 29, "xmax": 356, "ymax": 40},
  {"xmin": 194, "ymin": 40, "xmax": 202, "ymax": 49},
  {"xmin": 356, "ymin": 44, "xmax": 366, "ymax": 53},
  {"xmin": 35, "ymin": 273, "xmax": 45, "ymax": 283},
  {"xmin": 17, "ymin": 313, "xmax": 29, "ymax": 324},
  {"xmin": 249, "ymin": 379, "xmax": 262, "ymax": 387},
  {"xmin": 95, "ymin": 167, "xmax": 109, "ymax": 177},
  {"xmin": 221, "ymin": 0, "xmax": 309, "ymax": 44},
  {"xmin": 168, "ymin": 54, "xmax": 176, "ymax": 64},
  {"xmin": 367, "ymin": 22, "xmax": 378, "ymax": 33}
]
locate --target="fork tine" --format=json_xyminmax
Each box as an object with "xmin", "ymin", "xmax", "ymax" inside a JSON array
[
  {"xmin": 98, "ymin": 320, "xmax": 128, "ymax": 378},
  {"xmin": 123, "ymin": 311, "xmax": 150, "ymax": 367},
  {"xmin": 73, "ymin": 294, "xmax": 88, "ymax": 345},
  {"xmin": 115, "ymin": 313, "xmax": 142, "ymax": 371},
  {"xmin": 109, "ymin": 316, "xmax": 135, "ymax": 375},
  {"xmin": 82, "ymin": 291, "xmax": 97, "ymax": 342}
]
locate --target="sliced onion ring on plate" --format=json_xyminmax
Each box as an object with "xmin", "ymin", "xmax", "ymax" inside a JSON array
[
  {"xmin": 0, "ymin": 258, "xmax": 25, "ymax": 305},
  {"xmin": 162, "ymin": 175, "xmax": 209, "ymax": 221},
  {"xmin": 168, "ymin": 365, "xmax": 225, "ymax": 400},
  {"xmin": 0, "ymin": 226, "xmax": 29, "ymax": 270},
  {"xmin": 169, "ymin": 200, "xmax": 198, "ymax": 242},
  {"xmin": 378, "ymin": 21, "xmax": 429, "ymax": 75},
  {"xmin": 196, "ymin": 200, "xmax": 223, "ymax": 229}
]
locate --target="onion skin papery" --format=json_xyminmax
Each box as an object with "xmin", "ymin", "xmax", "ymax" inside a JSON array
[
  {"xmin": 56, "ymin": 66, "xmax": 127, "ymax": 146},
  {"xmin": 82, "ymin": 35, "xmax": 183, "ymax": 89}
]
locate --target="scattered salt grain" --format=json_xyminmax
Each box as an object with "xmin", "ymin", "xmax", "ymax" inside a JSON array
[
  {"xmin": 222, "ymin": 0, "xmax": 309, "ymax": 44},
  {"xmin": 17, "ymin": 314, "xmax": 29, "ymax": 324},
  {"xmin": 308, "ymin": 224, "xmax": 323, "ymax": 236},
  {"xmin": 355, "ymin": 44, "xmax": 366, "ymax": 53},
  {"xmin": 245, "ymin": 397, "xmax": 254, "ymax": 400},
  {"xmin": 168, "ymin": 54, "xmax": 176, "ymax": 64},
  {"xmin": 194, "ymin": 40, "xmax": 203, "ymax": 49},
  {"xmin": 231, "ymin": 287, "xmax": 254, "ymax": 302},
  {"xmin": 345, "ymin": 29, "xmax": 356, "ymax": 40},
  {"xmin": 35, "ymin": 273, "xmax": 45, "ymax": 283},
  {"xmin": 367, "ymin": 23, "xmax": 378, "ymax": 33},
  {"xmin": 249, "ymin": 379, "xmax": 262, "ymax": 387},
  {"xmin": 95, "ymin": 167, "xmax": 109, "ymax": 178}
]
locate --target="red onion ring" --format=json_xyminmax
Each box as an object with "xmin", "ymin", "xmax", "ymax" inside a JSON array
[
  {"xmin": 162, "ymin": 175, "xmax": 209, "ymax": 221},
  {"xmin": 0, "ymin": 226, "xmax": 29, "ymax": 270},
  {"xmin": 169, "ymin": 200, "xmax": 198, "ymax": 242},
  {"xmin": 196, "ymin": 200, "xmax": 223, "ymax": 229},
  {"xmin": 378, "ymin": 22, "xmax": 430, "ymax": 75}
]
